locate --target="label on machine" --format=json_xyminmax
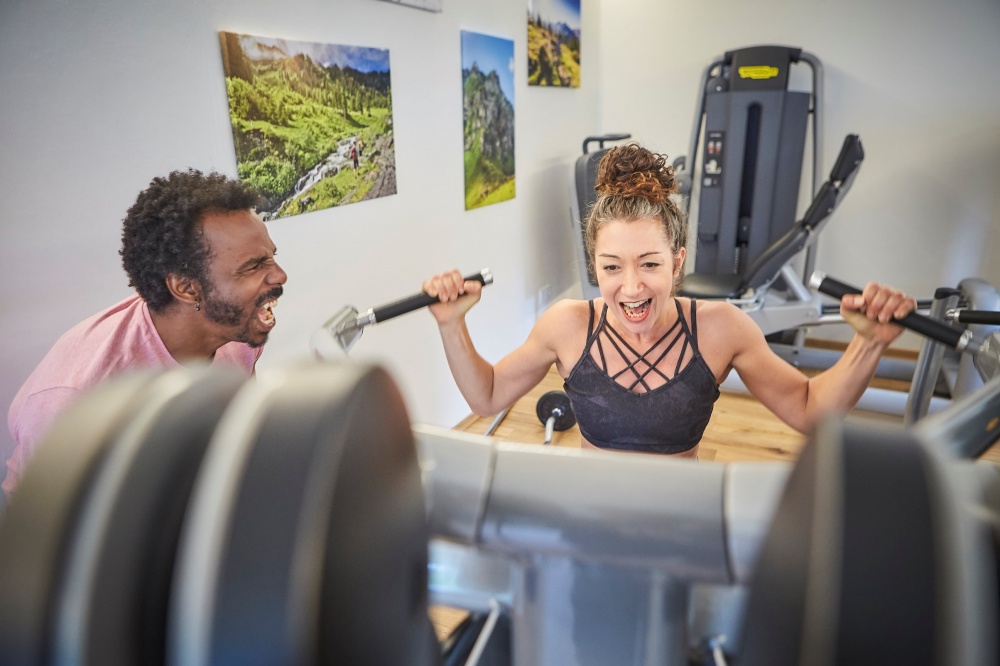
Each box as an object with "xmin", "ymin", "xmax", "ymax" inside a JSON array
[{"xmin": 702, "ymin": 131, "xmax": 724, "ymax": 188}]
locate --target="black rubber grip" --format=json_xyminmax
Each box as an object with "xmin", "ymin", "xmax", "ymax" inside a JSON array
[
  {"xmin": 371, "ymin": 270, "xmax": 491, "ymax": 323},
  {"xmin": 812, "ymin": 274, "xmax": 966, "ymax": 350},
  {"xmin": 953, "ymin": 310, "xmax": 1000, "ymax": 326}
]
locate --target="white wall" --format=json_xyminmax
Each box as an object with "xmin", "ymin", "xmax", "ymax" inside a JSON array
[
  {"xmin": 596, "ymin": 0, "xmax": 1000, "ymax": 344},
  {"xmin": 0, "ymin": 0, "xmax": 601, "ymax": 492}
]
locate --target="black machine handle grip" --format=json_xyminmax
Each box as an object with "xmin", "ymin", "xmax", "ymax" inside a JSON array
[
  {"xmin": 950, "ymin": 310, "xmax": 1000, "ymax": 326},
  {"xmin": 809, "ymin": 271, "xmax": 971, "ymax": 351},
  {"xmin": 371, "ymin": 268, "xmax": 493, "ymax": 324}
]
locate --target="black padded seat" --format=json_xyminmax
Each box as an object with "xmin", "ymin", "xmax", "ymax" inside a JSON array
[
  {"xmin": 169, "ymin": 360, "xmax": 441, "ymax": 666},
  {"xmin": 0, "ymin": 365, "xmax": 246, "ymax": 666},
  {"xmin": 678, "ymin": 272, "xmax": 747, "ymax": 300}
]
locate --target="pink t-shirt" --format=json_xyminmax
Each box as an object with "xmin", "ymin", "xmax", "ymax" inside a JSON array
[{"xmin": 4, "ymin": 294, "xmax": 261, "ymax": 495}]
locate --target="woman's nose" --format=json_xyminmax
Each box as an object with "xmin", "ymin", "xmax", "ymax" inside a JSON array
[{"xmin": 622, "ymin": 268, "xmax": 642, "ymax": 296}]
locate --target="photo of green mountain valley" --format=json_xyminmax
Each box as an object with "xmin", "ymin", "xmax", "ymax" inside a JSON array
[
  {"xmin": 461, "ymin": 31, "xmax": 515, "ymax": 211},
  {"xmin": 219, "ymin": 31, "xmax": 396, "ymax": 219},
  {"xmin": 527, "ymin": 0, "xmax": 581, "ymax": 88}
]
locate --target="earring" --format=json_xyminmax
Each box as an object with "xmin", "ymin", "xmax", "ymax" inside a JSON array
[{"xmin": 195, "ymin": 301, "xmax": 201, "ymax": 312}]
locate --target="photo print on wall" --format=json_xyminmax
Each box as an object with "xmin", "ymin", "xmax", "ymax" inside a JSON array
[
  {"xmin": 461, "ymin": 30, "xmax": 515, "ymax": 211},
  {"xmin": 527, "ymin": 0, "xmax": 581, "ymax": 87},
  {"xmin": 219, "ymin": 31, "xmax": 396, "ymax": 220},
  {"xmin": 374, "ymin": 0, "xmax": 442, "ymax": 11}
]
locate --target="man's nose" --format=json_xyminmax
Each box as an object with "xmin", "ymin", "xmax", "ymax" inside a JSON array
[{"xmin": 270, "ymin": 262, "xmax": 288, "ymax": 285}]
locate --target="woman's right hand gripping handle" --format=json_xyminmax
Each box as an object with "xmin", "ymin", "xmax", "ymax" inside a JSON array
[{"xmin": 423, "ymin": 269, "xmax": 484, "ymax": 326}]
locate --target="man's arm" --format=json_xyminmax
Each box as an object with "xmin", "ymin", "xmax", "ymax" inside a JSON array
[{"xmin": 4, "ymin": 387, "xmax": 79, "ymax": 496}]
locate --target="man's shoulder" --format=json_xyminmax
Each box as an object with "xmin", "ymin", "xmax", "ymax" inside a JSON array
[
  {"xmin": 62, "ymin": 293, "xmax": 147, "ymax": 337},
  {"xmin": 17, "ymin": 294, "xmax": 159, "ymax": 394}
]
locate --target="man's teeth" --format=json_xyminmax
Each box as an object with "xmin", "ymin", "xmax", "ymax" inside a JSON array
[{"xmin": 260, "ymin": 299, "xmax": 277, "ymax": 324}]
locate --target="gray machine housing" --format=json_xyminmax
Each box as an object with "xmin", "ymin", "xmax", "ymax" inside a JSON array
[{"xmin": 690, "ymin": 45, "xmax": 811, "ymax": 279}]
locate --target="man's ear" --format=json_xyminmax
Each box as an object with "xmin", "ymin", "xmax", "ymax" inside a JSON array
[{"xmin": 165, "ymin": 274, "xmax": 201, "ymax": 307}]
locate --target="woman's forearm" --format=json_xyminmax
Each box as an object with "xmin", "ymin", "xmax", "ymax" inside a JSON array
[{"xmin": 804, "ymin": 334, "xmax": 888, "ymax": 426}]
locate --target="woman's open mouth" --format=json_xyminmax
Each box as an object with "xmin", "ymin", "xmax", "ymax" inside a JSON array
[{"xmin": 621, "ymin": 299, "xmax": 651, "ymax": 322}]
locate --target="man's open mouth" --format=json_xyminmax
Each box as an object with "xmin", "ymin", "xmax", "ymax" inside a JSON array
[
  {"xmin": 256, "ymin": 287, "xmax": 283, "ymax": 328},
  {"xmin": 258, "ymin": 299, "xmax": 277, "ymax": 327}
]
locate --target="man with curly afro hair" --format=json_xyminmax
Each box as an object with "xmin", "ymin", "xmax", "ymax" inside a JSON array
[{"xmin": 4, "ymin": 169, "xmax": 287, "ymax": 496}]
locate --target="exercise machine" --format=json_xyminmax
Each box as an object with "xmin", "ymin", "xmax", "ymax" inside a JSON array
[
  {"xmin": 424, "ymin": 369, "xmax": 1000, "ymax": 664},
  {"xmin": 3, "ymin": 360, "xmax": 1000, "ymax": 664},
  {"xmin": 313, "ymin": 268, "xmax": 493, "ymax": 354},
  {"xmin": 0, "ymin": 363, "xmax": 440, "ymax": 666},
  {"xmin": 812, "ymin": 272, "xmax": 1000, "ymax": 424}
]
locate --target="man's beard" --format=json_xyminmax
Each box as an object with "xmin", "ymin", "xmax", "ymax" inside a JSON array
[{"xmin": 203, "ymin": 285, "xmax": 284, "ymax": 348}]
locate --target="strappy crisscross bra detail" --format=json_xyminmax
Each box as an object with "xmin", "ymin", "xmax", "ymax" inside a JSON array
[{"xmin": 563, "ymin": 299, "xmax": 720, "ymax": 454}]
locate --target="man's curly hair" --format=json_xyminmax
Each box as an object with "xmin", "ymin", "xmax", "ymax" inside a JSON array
[{"xmin": 119, "ymin": 169, "xmax": 263, "ymax": 313}]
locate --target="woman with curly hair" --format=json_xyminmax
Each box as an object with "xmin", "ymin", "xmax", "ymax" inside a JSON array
[
  {"xmin": 5, "ymin": 169, "xmax": 287, "ymax": 495},
  {"xmin": 423, "ymin": 143, "xmax": 915, "ymax": 458}
]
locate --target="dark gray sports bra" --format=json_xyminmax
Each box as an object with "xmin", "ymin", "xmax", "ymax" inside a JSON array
[{"xmin": 563, "ymin": 299, "xmax": 720, "ymax": 454}]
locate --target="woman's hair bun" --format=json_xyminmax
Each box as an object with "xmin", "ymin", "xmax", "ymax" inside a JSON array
[{"xmin": 594, "ymin": 143, "xmax": 677, "ymax": 204}]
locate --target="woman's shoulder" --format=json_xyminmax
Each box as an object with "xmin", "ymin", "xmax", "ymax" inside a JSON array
[
  {"xmin": 679, "ymin": 297, "xmax": 762, "ymax": 347},
  {"xmin": 538, "ymin": 299, "xmax": 596, "ymax": 371},
  {"xmin": 541, "ymin": 297, "xmax": 596, "ymax": 326},
  {"xmin": 532, "ymin": 298, "xmax": 597, "ymax": 342},
  {"xmin": 682, "ymin": 297, "xmax": 748, "ymax": 323}
]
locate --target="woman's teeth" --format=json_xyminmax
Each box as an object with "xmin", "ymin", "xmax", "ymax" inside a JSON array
[{"xmin": 622, "ymin": 299, "xmax": 650, "ymax": 319}]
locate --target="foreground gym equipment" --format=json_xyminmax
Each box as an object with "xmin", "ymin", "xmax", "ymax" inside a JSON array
[
  {"xmin": 421, "ymin": 375, "xmax": 1000, "ymax": 665},
  {"xmin": 0, "ymin": 367, "xmax": 249, "ymax": 665},
  {"xmin": 0, "ymin": 363, "xmax": 440, "ymax": 666},
  {"xmin": 811, "ymin": 272, "xmax": 1000, "ymax": 425},
  {"xmin": 3, "ymin": 361, "xmax": 1000, "ymax": 664},
  {"xmin": 314, "ymin": 268, "xmax": 493, "ymax": 353},
  {"xmin": 811, "ymin": 272, "xmax": 1000, "ymax": 385}
]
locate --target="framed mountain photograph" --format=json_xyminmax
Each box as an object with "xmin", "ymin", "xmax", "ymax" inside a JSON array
[
  {"xmin": 527, "ymin": 0, "xmax": 581, "ymax": 87},
  {"xmin": 219, "ymin": 31, "xmax": 396, "ymax": 219},
  {"xmin": 461, "ymin": 30, "xmax": 515, "ymax": 210}
]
